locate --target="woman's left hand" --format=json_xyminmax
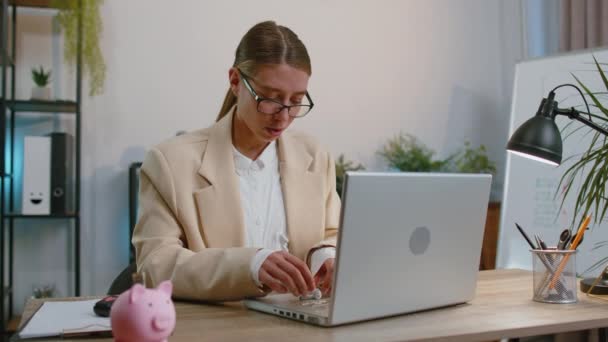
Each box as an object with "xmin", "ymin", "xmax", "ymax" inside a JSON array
[{"xmin": 313, "ymin": 258, "xmax": 335, "ymax": 296}]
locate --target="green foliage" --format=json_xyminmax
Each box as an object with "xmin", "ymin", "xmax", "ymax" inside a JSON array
[
  {"xmin": 51, "ymin": 0, "xmax": 106, "ymax": 96},
  {"xmin": 335, "ymin": 154, "xmax": 365, "ymax": 196},
  {"xmin": 453, "ymin": 141, "xmax": 497, "ymax": 175},
  {"xmin": 31, "ymin": 66, "xmax": 51, "ymax": 87},
  {"xmin": 377, "ymin": 133, "xmax": 450, "ymax": 172},
  {"xmin": 377, "ymin": 133, "xmax": 496, "ymax": 175},
  {"xmin": 556, "ymin": 56, "xmax": 608, "ymax": 274}
]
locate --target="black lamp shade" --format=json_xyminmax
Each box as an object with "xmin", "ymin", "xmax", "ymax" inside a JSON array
[{"xmin": 507, "ymin": 115, "xmax": 563, "ymax": 165}]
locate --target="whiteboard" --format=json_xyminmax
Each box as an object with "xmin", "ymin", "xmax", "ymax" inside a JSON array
[{"xmin": 497, "ymin": 47, "xmax": 608, "ymax": 276}]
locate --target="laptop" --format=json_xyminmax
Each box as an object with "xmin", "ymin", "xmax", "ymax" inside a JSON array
[{"xmin": 244, "ymin": 172, "xmax": 492, "ymax": 326}]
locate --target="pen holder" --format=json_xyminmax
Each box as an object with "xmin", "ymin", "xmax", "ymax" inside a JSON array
[{"xmin": 531, "ymin": 249, "xmax": 577, "ymax": 304}]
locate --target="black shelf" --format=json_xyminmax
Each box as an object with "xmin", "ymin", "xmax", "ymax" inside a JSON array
[
  {"xmin": 8, "ymin": 0, "xmax": 53, "ymax": 8},
  {"xmin": 0, "ymin": 55, "xmax": 13, "ymax": 68},
  {"xmin": 0, "ymin": 0, "xmax": 83, "ymax": 333},
  {"xmin": 4, "ymin": 100, "xmax": 77, "ymax": 113},
  {"xmin": 4, "ymin": 213, "xmax": 79, "ymax": 219}
]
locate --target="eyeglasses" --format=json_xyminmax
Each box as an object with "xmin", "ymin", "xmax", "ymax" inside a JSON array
[{"xmin": 238, "ymin": 69, "xmax": 314, "ymax": 118}]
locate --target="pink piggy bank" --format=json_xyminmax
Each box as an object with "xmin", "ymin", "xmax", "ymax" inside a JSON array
[{"xmin": 110, "ymin": 280, "xmax": 176, "ymax": 342}]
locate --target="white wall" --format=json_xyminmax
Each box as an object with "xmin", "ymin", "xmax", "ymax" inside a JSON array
[{"xmin": 9, "ymin": 0, "xmax": 526, "ymax": 311}]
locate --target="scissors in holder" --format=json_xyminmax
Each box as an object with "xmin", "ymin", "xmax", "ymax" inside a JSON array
[{"xmin": 557, "ymin": 229, "xmax": 571, "ymax": 250}]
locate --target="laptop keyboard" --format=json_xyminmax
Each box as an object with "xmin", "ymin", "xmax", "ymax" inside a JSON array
[
  {"xmin": 288, "ymin": 298, "xmax": 331, "ymax": 316},
  {"xmin": 298, "ymin": 298, "xmax": 330, "ymax": 307}
]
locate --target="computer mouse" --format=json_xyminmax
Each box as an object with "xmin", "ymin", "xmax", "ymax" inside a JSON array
[{"xmin": 93, "ymin": 295, "xmax": 118, "ymax": 317}]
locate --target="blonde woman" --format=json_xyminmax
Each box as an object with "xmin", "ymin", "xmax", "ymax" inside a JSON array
[{"xmin": 133, "ymin": 21, "xmax": 340, "ymax": 301}]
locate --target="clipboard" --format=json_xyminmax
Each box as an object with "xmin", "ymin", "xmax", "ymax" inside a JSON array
[{"xmin": 18, "ymin": 299, "xmax": 112, "ymax": 339}]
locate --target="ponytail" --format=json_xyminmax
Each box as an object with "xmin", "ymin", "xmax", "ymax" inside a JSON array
[{"xmin": 216, "ymin": 89, "xmax": 237, "ymax": 122}]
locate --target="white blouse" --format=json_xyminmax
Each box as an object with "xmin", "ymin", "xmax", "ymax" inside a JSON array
[{"xmin": 232, "ymin": 141, "xmax": 335, "ymax": 287}]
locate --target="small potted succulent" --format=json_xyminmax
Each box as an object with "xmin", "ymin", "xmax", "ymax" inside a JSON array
[{"xmin": 31, "ymin": 66, "xmax": 52, "ymax": 100}]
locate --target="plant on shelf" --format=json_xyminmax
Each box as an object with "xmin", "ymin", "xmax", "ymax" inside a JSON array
[
  {"xmin": 557, "ymin": 57, "xmax": 608, "ymax": 273},
  {"xmin": 377, "ymin": 133, "xmax": 451, "ymax": 172},
  {"xmin": 452, "ymin": 141, "xmax": 497, "ymax": 175},
  {"xmin": 335, "ymin": 154, "xmax": 365, "ymax": 197},
  {"xmin": 30, "ymin": 66, "xmax": 52, "ymax": 100},
  {"xmin": 51, "ymin": 0, "xmax": 106, "ymax": 96},
  {"xmin": 32, "ymin": 283, "xmax": 56, "ymax": 299}
]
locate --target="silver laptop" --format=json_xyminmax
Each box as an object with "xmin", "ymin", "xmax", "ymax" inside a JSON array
[{"xmin": 244, "ymin": 172, "xmax": 492, "ymax": 326}]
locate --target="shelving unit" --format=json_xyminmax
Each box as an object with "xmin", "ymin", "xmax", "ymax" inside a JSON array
[{"xmin": 0, "ymin": 0, "xmax": 82, "ymax": 333}]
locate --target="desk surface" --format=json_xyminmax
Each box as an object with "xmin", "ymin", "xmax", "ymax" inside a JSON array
[{"xmin": 14, "ymin": 269, "xmax": 608, "ymax": 342}]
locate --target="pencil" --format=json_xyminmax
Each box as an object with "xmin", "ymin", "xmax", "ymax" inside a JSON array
[{"xmin": 548, "ymin": 215, "xmax": 591, "ymax": 289}]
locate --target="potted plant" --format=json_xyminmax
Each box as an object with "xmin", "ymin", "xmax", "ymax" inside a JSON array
[
  {"xmin": 335, "ymin": 154, "xmax": 365, "ymax": 197},
  {"xmin": 558, "ymin": 57, "xmax": 608, "ymax": 273},
  {"xmin": 52, "ymin": 0, "xmax": 106, "ymax": 96},
  {"xmin": 31, "ymin": 66, "xmax": 52, "ymax": 100},
  {"xmin": 451, "ymin": 141, "xmax": 497, "ymax": 175},
  {"xmin": 377, "ymin": 133, "xmax": 451, "ymax": 172}
]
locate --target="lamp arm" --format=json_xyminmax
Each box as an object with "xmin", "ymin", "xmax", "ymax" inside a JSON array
[
  {"xmin": 578, "ymin": 111, "xmax": 608, "ymax": 122},
  {"xmin": 555, "ymin": 108, "xmax": 608, "ymax": 136}
]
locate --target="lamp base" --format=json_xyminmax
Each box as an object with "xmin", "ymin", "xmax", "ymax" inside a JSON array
[{"xmin": 580, "ymin": 277, "xmax": 608, "ymax": 295}]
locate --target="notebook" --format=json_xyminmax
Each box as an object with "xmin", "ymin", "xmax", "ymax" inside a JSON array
[{"xmin": 19, "ymin": 299, "xmax": 111, "ymax": 339}]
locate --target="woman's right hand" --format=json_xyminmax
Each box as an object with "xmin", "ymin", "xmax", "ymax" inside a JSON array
[{"xmin": 259, "ymin": 251, "xmax": 316, "ymax": 296}]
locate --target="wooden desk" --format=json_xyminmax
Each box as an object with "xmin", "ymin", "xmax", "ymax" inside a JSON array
[{"xmin": 14, "ymin": 269, "xmax": 608, "ymax": 342}]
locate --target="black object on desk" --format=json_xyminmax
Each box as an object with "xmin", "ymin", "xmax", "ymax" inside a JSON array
[
  {"xmin": 580, "ymin": 268, "xmax": 608, "ymax": 295},
  {"xmin": 93, "ymin": 295, "xmax": 118, "ymax": 317}
]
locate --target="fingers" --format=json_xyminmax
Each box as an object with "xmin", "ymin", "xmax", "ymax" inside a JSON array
[
  {"xmin": 321, "ymin": 269, "xmax": 333, "ymax": 295},
  {"xmin": 278, "ymin": 254, "xmax": 314, "ymax": 296},
  {"xmin": 266, "ymin": 262, "xmax": 300, "ymax": 295},
  {"xmin": 258, "ymin": 268, "xmax": 288, "ymax": 293},
  {"xmin": 260, "ymin": 252, "xmax": 314, "ymax": 296},
  {"xmin": 283, "ymin": 253, "xmax": 315, "ymax": 291},
  {"xmin": 313, "ymin": 272, "xmax": 322, "ymax": 285},
  {"xmin": 316, "ymin": 259, "xmax": 335, "ymax": 296}
]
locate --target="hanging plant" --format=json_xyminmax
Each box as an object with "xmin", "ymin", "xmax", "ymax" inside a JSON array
[{"xmin": 51, "ymin": 0, "xmax": 106, "ymax": 96}]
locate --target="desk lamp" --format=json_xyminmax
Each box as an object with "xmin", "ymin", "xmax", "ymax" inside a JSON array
[
  {"xmin": 507, "ymin": 83, "xmax": 608, "ymax": 294},
  {"xmin": 507, "ymin": 84, "xmax": 608, "ymax": 166}
]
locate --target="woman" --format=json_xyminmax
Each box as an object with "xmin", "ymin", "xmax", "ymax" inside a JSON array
[{"xmin": 132, "ymin": 21, "xmax": 341, "ymax": 301}]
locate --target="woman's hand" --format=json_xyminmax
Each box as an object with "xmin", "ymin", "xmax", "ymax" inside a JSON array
[
  {"xmin": 259, "ymin": 251, "xmax": 316, "ymax": 296},
  {"xmin": 314, "ymin": 258, "xmax": 335, "ymax": 296}
]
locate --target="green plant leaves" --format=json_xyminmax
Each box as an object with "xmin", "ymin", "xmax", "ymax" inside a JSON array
[
  {"xmin": 31, "ymin": 65, "xmax": 51, "ymax": 87},
  {"xmin": 377, "ymin": 133, "xmax": 496, "ymax": 174},
  {"xmin": 453, "ymin": 141, "xmax": 497, "ymax": 175},
  {"xmin": 335, "ymin": 154, "xmax": 365, "ymax": 196},
  {"xmin": 560, "ymin": 57, "xmax": 608, "ymax": 229},
  {"xmin": 377, "ymin": 133, "xmax": 445, "ymax": 172},
  {"xmin": 51, "ymin": 0, "xmax": 105, "ymax": 96}
]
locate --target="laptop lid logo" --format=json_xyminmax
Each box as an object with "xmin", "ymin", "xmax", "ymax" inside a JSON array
[{"xmin": 409, "ymin": 226, "xmax": 431, "ymax": 255}]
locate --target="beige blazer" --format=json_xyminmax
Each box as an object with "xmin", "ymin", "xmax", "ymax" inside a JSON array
[{"xmin": 132, "ymin": 111, "xmax": 341, "ymax": 301}]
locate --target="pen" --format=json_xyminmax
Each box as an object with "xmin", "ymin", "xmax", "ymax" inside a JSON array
[
  {"xmin": 532, "ymin": 233, "xmax": 570, "ymax": 298},
  {"xmin": 515, "ymin": 223, "xmax": 536, "ymax": 249},
  {"xmin": 549, "ymin": 215, "xmax": 591, "ymax": 289},
  {"xmin": 534, "ymin": 235, "xmax": 545, "ymax": 250}
]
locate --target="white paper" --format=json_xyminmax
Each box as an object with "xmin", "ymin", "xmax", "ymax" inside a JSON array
[{"xmin": 19, "ymin": 300, "xmax": 111, "ymax": 339}]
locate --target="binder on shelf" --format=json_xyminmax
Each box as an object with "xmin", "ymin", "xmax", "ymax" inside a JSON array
[
  {"xmin": 21, "ymin": 133, "xmax": 74, "ymax": 215},
  {"xmin": 22, "ymin": 136, "xmax": 51, "ymax": 214},
  {"xmin": 49, "ymin": 132, "xmax": 74, "ymax": 214}
]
